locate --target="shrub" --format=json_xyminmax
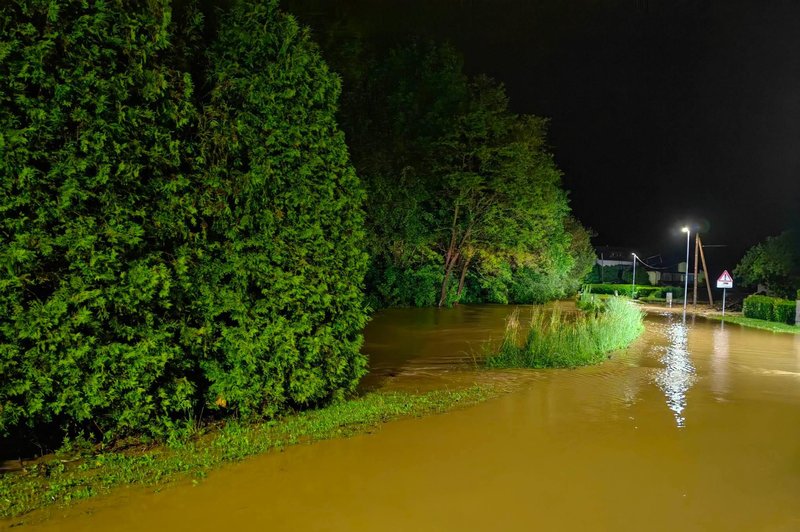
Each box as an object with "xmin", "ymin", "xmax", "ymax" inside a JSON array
[
  {"xmin": 743, "ymin": 294, "xmax": 796, "ymax": 324},
  {"xmin": 0, "ymin": 0, "xmax": 369, "ymax": 446},
  {"xmin": 621, "ymin": 267, "xmax": 651, "ymax": 286},
  {"xmin": 372, "ymin": 264, "xmax": 443, "ymax": 307},
  {"xmin": 194, "ymin": 0, "xmax": 368, "ymax": 419},
  {"xmin": 743, "ymin": 295, "xmax": 776, "ymax": 321},
  {"xmin": 585, "ymin": 284, "xmax": 682, "ymax": 299},
  {"xmin": 510, "ymin": 266, "xmax": 568, "ymax": 304},
  {"xmin": 0, "ymin": 0, "xmax": 200, "ymax": 442},
  {"xmin": 586, "ymin": 284, "xmax": 631, "ymax": 296},
  {"xmin": 773, "ymin": 300, "xmax": 796, "ymax": 325}
]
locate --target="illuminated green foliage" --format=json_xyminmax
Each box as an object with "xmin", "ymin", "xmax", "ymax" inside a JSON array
[
  {"xmin": 337, "ymin": 42, "xmax": 594, "ymax": 307},
  {"xmin": 743, "ymin": 294, "xmax": 796, "ymax": 325},
  {"xmin": 488, "ymin": 297, "xmax": 644, "ymax": 368},
  {"xmin": 0, "ymin": 0, "xmax": 367, "ymax": 445},
  {"xmin": 734, "ymin": 230, "xmax": 799, "ymax": 298},
  {"xmin": 0, "ymin": 0, "xmax": 200, "ymax": 442},
  {"xmin": 193, "ymin": 0, "xmax": 368, "ymax": 418}
]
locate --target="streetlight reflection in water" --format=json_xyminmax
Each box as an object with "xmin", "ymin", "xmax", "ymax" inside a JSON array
[{"xmin": 655, "ymin": 315, "xmax": 696, "ymax": 427}]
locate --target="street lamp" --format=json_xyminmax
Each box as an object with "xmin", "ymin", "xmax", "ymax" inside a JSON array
[
  {"xmin": 681, "ymin": 226, "xmax": 690, "ymax": 311},
  {"xmin": 631, "ymin": 253, "xmax": 637, "ymax": 299}
]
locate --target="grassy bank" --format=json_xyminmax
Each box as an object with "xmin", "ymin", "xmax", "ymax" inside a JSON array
[
  {"xmin": 706, "ymin": 314, "xmax": 800, "ymax": 334},
  {"xmin": 0, "ymin": 386, "xmax": 496, "ymax": 520},
  {"xmin": 487, "ymin": 297, "xmax": 645, "ymax": 368}
]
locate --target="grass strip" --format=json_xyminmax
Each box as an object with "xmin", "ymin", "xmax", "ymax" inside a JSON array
[
  {"xmin": 705, "ymin": 314, "xmax": 800, "ymax": 334},
  {"xmin": 0, "ymin": 386, "xmax": 496, "ymax": 520},
  {"xmin": 487, "ymin": 296, "xmax": 644, "ymax": 368}
]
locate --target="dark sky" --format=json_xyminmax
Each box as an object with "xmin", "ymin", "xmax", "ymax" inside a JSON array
[{"xmin": 288, "ymin": 0, "xmax": 800, "ymax": 271}]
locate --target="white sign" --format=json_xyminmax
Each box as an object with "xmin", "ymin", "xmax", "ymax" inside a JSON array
[{"xmin": 716, "ymin": 270, "xmax": 733, "ymax": 289}]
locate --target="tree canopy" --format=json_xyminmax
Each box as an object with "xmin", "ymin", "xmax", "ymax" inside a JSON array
[
  {"xmin": 0, "ymin": 0, "xmax": 367, "ymax": 445},
  {"xmin": 1, "ymin": 0, "xmax": 596, "ymax": 450},
  {"xmin": 734, "ymin": 230, "xmax": 800, "ymax": 298},
  {"xmin": 336, "ymin": 41, "xmax": 594, "ymax": 307}
]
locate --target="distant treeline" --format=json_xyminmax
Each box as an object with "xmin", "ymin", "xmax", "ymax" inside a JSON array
[
  {"xmin": 0, "ymin": 0, "xmax": 593, "ymax": 448},
  {"xmin": 324, "ymin": 36, "xmax": 595, "ymax": 308}
]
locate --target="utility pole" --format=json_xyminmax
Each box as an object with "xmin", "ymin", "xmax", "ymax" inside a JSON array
[
  {"xmin": 692, "ymin": 233, "xmax": 716, "ymax": 307},
  {"xmin": 681, "ymin": 227, "xmax": 690, "ymax": 312},
  {"xmin": 697, "ymin": 234, "xmax": 714, "ymax": 306},
  {"xmin": 693, "ymin": 234, "xmax": 700, "ymax": 307}
]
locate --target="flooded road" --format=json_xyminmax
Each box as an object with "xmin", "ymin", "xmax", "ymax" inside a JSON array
[{"xmin": 7, "ymin": 306, "xmax": 800, "ymax": 531}]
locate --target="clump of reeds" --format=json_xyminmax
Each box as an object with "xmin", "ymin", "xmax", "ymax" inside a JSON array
[{"xmin": 487, "ymin": 297, "xmax": 644, "ymax": 368}]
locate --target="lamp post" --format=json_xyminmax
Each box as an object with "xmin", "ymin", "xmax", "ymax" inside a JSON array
[
  {"xmin": 681, "ymin": 227, "xmax": 690, "ymax": 311},
  {"xmin": 631, "ymin": 253, "xmax": 637, "ymax": 299}
]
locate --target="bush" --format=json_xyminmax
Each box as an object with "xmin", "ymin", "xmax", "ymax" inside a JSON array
[
  {"xmin": 773, "ymin": 300, "xmax": 797, "ymax": 325},
  {"xmin": 743, "ymin": 295, "xmax": 776, "ymax": 321},
  {"xmin": 0, "ymin": 0, "xmax": 368, "ymax": 445},
  {"xmin": 193, "ymin": 0, "xmax": 368, "ymax": 419},
  {"xmin": 508, "ymin": 266, "xmax": 569, "ymax": 304},
  {"xmin": 584, "ymin": 264, "xmax": 630, "ymax": 285},
  {"xmin": 371, "ymin": 263, "xmax": 443, "ymax": 307},
  {"xmin": 621, "ymin": 267, "xmax": 651, "ymax": 286},
  {"xmin": 0, "ymin": 0, "xmax": 200, "ymax": 442},
  {"xmin": 743, "ymin": 294, "xmax": 796, "ymax": 324},
  {"xmin": 585, "ymin": 284, "xmax": 682, "ymax": 299}
]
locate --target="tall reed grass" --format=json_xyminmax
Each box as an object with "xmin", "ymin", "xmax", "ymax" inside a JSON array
[{"xmin": 487, "ymin": 297, "xmax": 644, "ymax": 368}]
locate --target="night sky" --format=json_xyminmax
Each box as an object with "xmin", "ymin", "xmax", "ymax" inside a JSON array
[{"xmin": 289, "ymin": 0, "xmax": 800, "ymax": 271}]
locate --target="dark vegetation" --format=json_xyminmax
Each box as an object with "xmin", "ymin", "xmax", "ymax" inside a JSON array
[
  {"xmin": 584, "ymin": 284, "xmax": 682, "ymax": 299},
  {"xmin": 742, "ymin": 295, "xmax": 797, "ymax": 325},
  {"xmin": 1, "ymin": 0, "xmax": 593, "ymax": 453},
  {"xmin": 584, "ymin": 264, "xmax": 650, "ymax": 286},
  {"xmin": 734, "ymin": 230, "xmax": 800, "ymax": 299}
]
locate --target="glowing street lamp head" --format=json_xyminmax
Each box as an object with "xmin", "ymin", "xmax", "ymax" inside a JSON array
[{"xmin": 681, "ymin": 226, "xmax": 689, "ymax": 233}]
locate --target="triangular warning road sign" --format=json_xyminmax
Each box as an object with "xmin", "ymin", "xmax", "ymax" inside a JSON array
[{"xmin": 718, "ymin": 270, "xmax": 733, "ymax": 283}]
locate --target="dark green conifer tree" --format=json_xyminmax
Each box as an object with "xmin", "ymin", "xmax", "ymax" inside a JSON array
[
  {"xmin": 194, "ymin": 0, "xmax": 368, "ymax": 418},
  {"xmin": 0, "ymin": 0, "xmax": 199, "ymax": 440}
]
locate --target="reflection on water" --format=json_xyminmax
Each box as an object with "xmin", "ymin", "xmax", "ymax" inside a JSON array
[
  {"xmin": 654, "ymin": 314, "xmax": 695, "ymax": 427},
  {"xmin": 711, "ymin": 322, "xmax": 730, "ymax": 399}
]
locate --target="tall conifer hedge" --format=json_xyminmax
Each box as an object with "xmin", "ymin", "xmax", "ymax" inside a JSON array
[
  {"xmin": 0, "ymin": 0, "xmax": 367, "ymax": 445},
  {"xmin": 0, "ymin": 0, "xmax": 199, "ymax": 441},
  {"xmin": 194, "ymin": 0, "xmax": 368, "ymax": 418}
]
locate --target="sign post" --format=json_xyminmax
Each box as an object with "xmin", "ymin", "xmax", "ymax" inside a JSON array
[{"xmin": 716, "ymin": 270, "xmax": 733, "ymax": 316}]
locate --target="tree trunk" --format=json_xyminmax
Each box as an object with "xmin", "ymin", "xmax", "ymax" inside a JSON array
[
  {"xmin": 439, "ymin": 205, "xmax": 461, "ymax": 307},
  {"xmin": 456, "ymin": 256, "xmax": 472, "ymax": 302},
  {"xmin": 439, "ymin": 257, "xmax": 457, "ymax": 307}
]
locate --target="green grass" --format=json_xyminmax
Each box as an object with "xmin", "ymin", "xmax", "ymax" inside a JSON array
[
  {"xmin": 706, "ymin": 314, "xmax": 800, "ymax": 334},
  {"xmin": 0, "ymin": 386, "xmax": 496, "ymax": 520},
  {"xmin": 487, "ymin": 296, "xmax": 645, "ymax": 368}
]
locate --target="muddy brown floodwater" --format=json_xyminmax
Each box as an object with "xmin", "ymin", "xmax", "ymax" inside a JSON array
[{"xmin": 6, "ymin": 305, "xmax": 800, "ymax": 531}]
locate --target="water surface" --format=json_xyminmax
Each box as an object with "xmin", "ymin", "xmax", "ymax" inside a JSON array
[{"xmin": 6, "ymin": 306, "xmax": 800, "ymax": 531}]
